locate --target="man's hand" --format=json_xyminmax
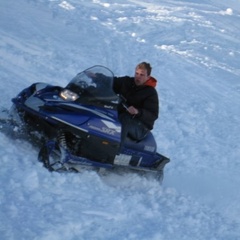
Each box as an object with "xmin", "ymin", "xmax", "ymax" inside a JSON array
[{"xmin": 127, "ymin": 106, "xmax": 139, "ymax": 115}]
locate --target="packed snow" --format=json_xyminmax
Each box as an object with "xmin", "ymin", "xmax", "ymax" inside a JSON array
[{"xmin": 0, "ymin": 0, "xmax": 240, "ymax": 239}]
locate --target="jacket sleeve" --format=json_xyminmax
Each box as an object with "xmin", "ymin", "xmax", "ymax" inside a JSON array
[
  {"xmin": 137, "ymin": 89, "xmax": 159, "ymax": 129},
  {"xmin": 113, "ymin": 76, "xmax": 131, "ymax": 94}
]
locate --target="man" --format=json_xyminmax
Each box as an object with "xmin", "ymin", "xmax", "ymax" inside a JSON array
[{"xmin": 113, "ymin": 62, "xmax": 159, "ymax": 142}]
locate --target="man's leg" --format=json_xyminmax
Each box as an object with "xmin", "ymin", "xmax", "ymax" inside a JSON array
[
  {"xmin": 127, "ymin": 119, "xmax": 149, "ymax": 141},
  {"xmin": 119, "ymin": 113, "xmax": 149, "ymax": 142}
]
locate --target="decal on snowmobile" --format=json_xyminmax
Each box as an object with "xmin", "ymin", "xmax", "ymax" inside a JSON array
[
  {"xmin": 114, "ymin": 154, "xmax": 132, "ymax": 166},
  {"xmin": 143, "ymin": 145, "xmax": 155, "ymax": 153},
  {"xmin": 101, "ymin": 119, "xmax": 121, "ymax": 133},
  {"xmin": 24, "ymin": 96, "xmax": 44, "ymax": 111}
]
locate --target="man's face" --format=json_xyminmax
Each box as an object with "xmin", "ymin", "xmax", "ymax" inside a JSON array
[{"xmin": 134, "ymin": 67, "xmax": 149, "ymax": 86}]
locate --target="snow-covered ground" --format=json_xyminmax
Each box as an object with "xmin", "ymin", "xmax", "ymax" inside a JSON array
[{"xmin": 1, "ymin": 0, "xmax": 240, "ymax": 239}]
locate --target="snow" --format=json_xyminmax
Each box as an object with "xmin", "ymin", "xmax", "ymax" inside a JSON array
[{"xmin": 0, "ymin": 0, "xmax": 240, "ymax": 239}]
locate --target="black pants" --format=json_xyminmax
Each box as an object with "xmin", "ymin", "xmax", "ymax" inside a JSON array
[{"xmin": 119, "ymin": 113, "xmax": 149, "ymax": 142}]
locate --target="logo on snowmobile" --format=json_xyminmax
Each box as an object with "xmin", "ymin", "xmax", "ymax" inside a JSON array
[
  {"xmin": 88, "ymin": 120, "xmax": 121, "ymax": 136},
  {"xmin": 101, "ymin": 120, "xmax": 121, "ymax": 133},
  {"xmin": 104, "ymin": 105, "xmax": 114, "ymax": 109}
]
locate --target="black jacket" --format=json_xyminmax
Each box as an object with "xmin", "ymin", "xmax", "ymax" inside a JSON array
[{"xmin": 113, "ymin": 76, "xmax": 159, "ymax": 130}]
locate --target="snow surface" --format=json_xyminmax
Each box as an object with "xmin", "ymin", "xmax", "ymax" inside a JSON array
[{"xmin": 0, "ymin": 0, "xmax": 240, "ymax": 239}]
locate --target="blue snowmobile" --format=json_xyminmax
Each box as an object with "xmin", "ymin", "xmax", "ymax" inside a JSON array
[{"xmin": 9, "ymin": 65, "xmax": 169, "ymax": 180}]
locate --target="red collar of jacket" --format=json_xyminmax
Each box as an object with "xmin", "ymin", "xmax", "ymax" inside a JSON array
[{"xmin": 144, "ymin": 76, "xmax": 157, "ymax": 88}]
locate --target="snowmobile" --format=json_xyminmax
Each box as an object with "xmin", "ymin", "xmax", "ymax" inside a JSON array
[{"xmin": 2, "ymin": 65, "xmax": 170, "ymax": 181}]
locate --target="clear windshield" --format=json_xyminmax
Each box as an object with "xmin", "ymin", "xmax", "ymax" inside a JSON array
[{"xmin": 66, "ymin": 65, "xmax": 119, "ymax": 105}]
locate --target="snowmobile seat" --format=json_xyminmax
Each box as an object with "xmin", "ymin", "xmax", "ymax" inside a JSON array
[{"xmin": 124, "ymin": 132, "xmax": 157, "ymax": 153}]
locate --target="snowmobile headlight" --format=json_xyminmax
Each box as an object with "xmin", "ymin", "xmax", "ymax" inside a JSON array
[{"xmin": 60, "ymin": 89, "xmax": 79, "ymax": 101}]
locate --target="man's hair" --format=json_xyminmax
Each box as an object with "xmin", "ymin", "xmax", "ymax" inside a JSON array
[{"xmin": 136, "ymin": 62, "xmax": 152, "ymax": 76}]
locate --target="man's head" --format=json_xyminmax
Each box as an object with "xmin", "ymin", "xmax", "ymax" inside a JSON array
[{"xmin": 134, "ymin": 62, "xmax": 152, "ymax": 86}]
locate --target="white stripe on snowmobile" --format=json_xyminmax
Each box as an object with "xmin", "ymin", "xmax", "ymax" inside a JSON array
[
  {"xmin": 59, "ymin": 103, "xmax": 114, "ymax": 121},
  {"xmin": 50, "ymin": 116, "xmax": 88, "ymax": 133}
]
